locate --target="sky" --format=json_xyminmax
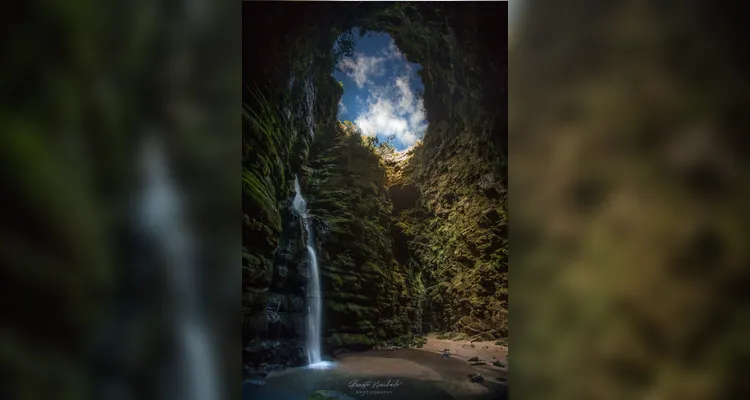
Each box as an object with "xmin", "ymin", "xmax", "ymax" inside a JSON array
[{"xmin": 333, "ymin": 32, "xmax": 426, "ymax": 151}]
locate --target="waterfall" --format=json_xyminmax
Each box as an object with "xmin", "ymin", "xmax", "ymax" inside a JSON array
[
  {"xmin": 292, "ymin": 176, "xmax": 325, "ymax": 367},
  {"xmin": 138, "ymin": 136, "xmax": 220, "ymax": 400}
]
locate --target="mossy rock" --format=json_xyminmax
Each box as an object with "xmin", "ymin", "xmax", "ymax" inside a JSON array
[
  {"xmin": 325, "ymin": 272, "xmax": 344, "ymax": 288},
  {"xmin": 243, "ymin": 288, "xmax": 269, "ymax": 311},
  {"xmin": 327, "ymin": 333, "xmax": 375, "ymax": 349},
  {"xmin": 241, "ymin": 6, "xmax": 508, "ymax": 389},
  {"xmin": 360, "ymin": 261, "xmax": 383, "ymax": 274},
  {"xmin": 243, "ymin": 252, "xmax": 260, "ymax": 268},
  {"xmin": 411, "ymin": 336, "xmax": 427, "ymax": 348},
  {"xmin": 308, "ymin": 390, "xmax": 355, "ymax": 400},
  {"xmin": 326, "ymin": 300, "xmax": 348, "ymax": 313},
  {"xmin": 436, "ymin": 331, "xmax": 458, "ymax": 340},
  {"xmin": 357, "ymin": 320, "xmax": 375, "ymax": 332},
  {"xmin": 243, "ymin": 256, "xmax": 273, "ymax": 286},
  {"xmin": 242, "ymin": 169, "xmax": 281, "ymax": 231}
]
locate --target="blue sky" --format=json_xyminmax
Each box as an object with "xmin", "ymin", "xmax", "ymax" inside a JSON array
[{"xmin": 333, "ymin": 32, "xmax": 426, "ymax": 151}]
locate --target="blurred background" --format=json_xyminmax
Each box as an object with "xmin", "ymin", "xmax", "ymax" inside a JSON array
[
  {"xmin": 511, "ymin": 1, "xmax": 750, "ymax": 399},
  {"xmin": 0, "ymin": 1, "xmax": 239, "ymax": 399},
  {"xmin": 2, "ymin": 0, "xmax": 750, "ymax": 399}
]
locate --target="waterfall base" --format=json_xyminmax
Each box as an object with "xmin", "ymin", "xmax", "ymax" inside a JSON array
[{"xmin": 306, "ymin": 361, "xmax": 336, "ymax": 370}]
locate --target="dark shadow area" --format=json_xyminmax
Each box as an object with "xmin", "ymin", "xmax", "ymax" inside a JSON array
[{"xmin": 243, "ymin": 2, "xmax": 507, "ymax": 399}]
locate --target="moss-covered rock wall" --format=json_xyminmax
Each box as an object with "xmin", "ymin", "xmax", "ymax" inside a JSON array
[
  {"xmin": 242, "ymin": 5, "xmax": 343, "ymax": 371},
  {"xmin": 363, "ymin": 2, "xmax": 509, "ymax": 339},
  {"xmin": 242, "ymin": 1, "xmax": 508, "ymax": 374},
  {"xmin": 306, "ymin": 121, "xmax": 425, "ymax": 350}
]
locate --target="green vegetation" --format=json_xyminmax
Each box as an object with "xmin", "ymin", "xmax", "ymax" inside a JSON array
[
  {"xmin": 308, "ymin": 121, "xmax": 423, "ymax": 345},
  {"xmin": 355, "ymin": 2, "xmax": 507, "ymax": 339},
  {"xmin": 243, "ymin": 2, "xmax": 507, "ymax": 361},
  {"xmin": 242, "ymin": 27, "xmax": 339, "ymax": 346},
  {"xmin": 436, "ymin": 332, "xmax": 457, "ymax": 340}
]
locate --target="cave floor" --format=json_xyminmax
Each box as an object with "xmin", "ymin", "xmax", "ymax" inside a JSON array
[{"xmin": 243, "ymin": 344, "xmax": 507, "ymax": 400}]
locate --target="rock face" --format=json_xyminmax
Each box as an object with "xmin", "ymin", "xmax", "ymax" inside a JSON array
[
  {"xmin": 307, "ymin": 121, "xmax": 422, "ymax": 349},
  {"xmin": 374, "ymin": 3, "xmax": 508, "ymax": 338},
  {"xmin": 242, "ymin": 1, "xmax": 508, "ymax": 373},
  {"xmin": 242, "ymin": 7, "xmax": 341, "ymax": 370}
]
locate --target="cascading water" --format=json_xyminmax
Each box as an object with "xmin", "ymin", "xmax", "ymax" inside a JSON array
[
  {"xmin": 138, "ymin": 136, "xmax": 220, "ymax": 400},
  {"xmin": 292, "ymin": 176, "xmax": 329, "ymax": 368}
]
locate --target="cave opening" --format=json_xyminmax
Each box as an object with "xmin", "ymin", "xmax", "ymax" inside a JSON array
[
  {"xmin": 243, "ymin": 2, "xmax": 507, "ymax": 397},
  {"xmin": 332, "ymin": 29, "xmax": 427, "ymax": 154}
]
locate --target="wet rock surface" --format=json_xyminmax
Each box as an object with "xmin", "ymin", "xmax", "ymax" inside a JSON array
[
  {"xmin": 243, "ymin": 0, "xmax": 508, "ymax": 384},
  {"xmin": 243, "ymin": 339, "xmax": 308, "ymax": 377}
]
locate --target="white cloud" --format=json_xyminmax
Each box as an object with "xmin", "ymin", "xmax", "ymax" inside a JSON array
[
  {"xmin": 336, "ymin": 38, "xmax": 426, "ymax": 148},
  {"xmin": 395, "ymin": 77, "xmax": 413, "ymax": 109},
  {"xmin": 354, "ymin": 71, "xmax": 427, "ymax": 147},
  {"xmin": 409, "ymin": 107, "xmax": 425, "ymax": 128},
  {"xmin": 380, "ymin": 39, "xmax": 402, "ymax": 61},
  {"xmin": 399, "ymin": 143, "xmax": 418, "ymax": 154},
  {"xmin": 337, "ymin": 53, "xmax": 387, "ymax": 88}
]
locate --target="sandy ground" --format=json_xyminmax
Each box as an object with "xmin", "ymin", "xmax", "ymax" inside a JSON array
[
  {"xmin": 334, "ymin": 355, "xmax": 443, "ymax": 380},
  {"xmin": 248, "ymin": 334, "xmax": 508, "ymax": 400},
  {"xmin": 337, "ymin": 349, "xmax": 501, "ymax": 399},
  {"xmin": 328, "ymin": 333, "xmax": 509, "ymax": 398},
  {"xmin": 417, "ymin": 333, "xmax": 508, "ymax": 385},
  {"xmin": 254, "ymin": 344, "xmax": 507, "ymax": 400},
  {"xmin": 418, "ymin": 333, "xmax": 508, "ymax": 365}
]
